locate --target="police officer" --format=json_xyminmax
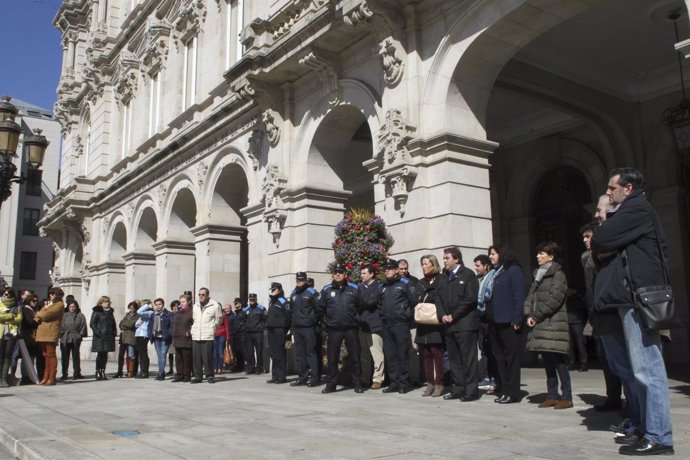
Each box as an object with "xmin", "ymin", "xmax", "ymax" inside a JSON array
[
  {"xmin": 318, "ymin": 264, "xmax": 364, "ymax": 394},
  {"xmin": 229, "ymin": 298, "xmax": 245, "ymax": 372},
  {"xmin": 290, "ymin": 272, "xmax": 321, "ymax": 387},
  {"xmin": 266, "ymin": 283, "xmax": 290, "ymax": 384},
  {"xmin": 243, "ymin": 293, "xmax": 266, "ymax": 375},
  {"xmin": 379, "ymin": 259, "xmax": 417, "ymax": 394}
]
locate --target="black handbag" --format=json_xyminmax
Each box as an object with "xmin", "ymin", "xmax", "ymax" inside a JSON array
[{"xmin": 621, "ymin": 206, "xmax": 679, "ymax": 330}]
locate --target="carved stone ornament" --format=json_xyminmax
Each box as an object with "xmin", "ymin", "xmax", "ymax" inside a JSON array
[
  {"xmin": 79, "ymin": 264, "xmax": 92, "ymax": 291},
  {"xmin": 140, "ymin": 18, "xmax": 172, "ymax": 74},
  {"xmin": 247, "ymin": 130, "xmax": 264, "ymax": 170},
  {"xmin": 125, "ymin": 202, "xmax": 135, "ymax": 223},
  {"xmin": 173, "ymin": 0, "xmax": 207, "ymax": 47},
  {"xmin": 261, "ymin": 165, "xmax": 288, "ymax": 245},
  {"xmin": 343, "ymin": 2, "xmax": 373, "ymax": 26},
  {"xmin": 379, "ymin": 38, "xmax": 403, "ymax": 87},
  {"xmin": 81, "ymin": 222, "xmax": 91, "ymax": 244},
  {"xmin": 74, "ymin": 135, "xmax": 84, "ymax": 158},
  {"xmin": 299, "ymin": 49, "xmax": 340, "ymax": 106},
  {"xmin": 262, "ymin": 111, "xmax": 281, "ymax": 147},
  {"xmin": 380, "ymin": 166, "xmax": 417, "ymax": 216},
  {"xmin": 157, "ymin": 183, "xmax": 168, "ymax": 208},
  {"xmin": 376, "ymin": 109, "xmax": 416, "ymax": 166},
  {"xmin": 102, "ymin": 215, "xmax": 111, "ymax": 235},
  {"xmin": 113, "ymin": 52, "xmax": 141, "ymax": 104},
  {"xmin": 196, "ymin": 161, "xmax": 209, "ymax": 188}
]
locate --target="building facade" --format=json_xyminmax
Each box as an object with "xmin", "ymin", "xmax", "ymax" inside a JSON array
[
  {"xmin": 41, "ymin": 0, "xmax": 690, "ymax": 363},
  {"xmin": 0, "ymin": 99, "xmax": 61, "ymax": 297}
]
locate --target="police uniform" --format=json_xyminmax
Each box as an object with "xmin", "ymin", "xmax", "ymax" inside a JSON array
[
  {"xmin": 318, "ymin": 267, "xmax": 363, "ymax": 393},
  {"xmin": 290, "ymin": 272, "xmax": 320, "ymax": 386},
  {"xmin": 242, "ymin": 294, "xmax": 266, "ymax": 374},
  {"xmin": 379, "ymin": 260, "xmax": 417, "ymax": 393},
  {"xmin": 266, "ymin": 282, "xmax": 290, "ymax": 383}
]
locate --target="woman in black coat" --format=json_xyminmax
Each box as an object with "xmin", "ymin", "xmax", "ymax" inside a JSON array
[
  {"xmin": 415, "ymin": 254, "xmax": 445, "ymax": 397},
  {"xmin": 90, "ymin": 296, "xmax": 117, "ymax": 381}
]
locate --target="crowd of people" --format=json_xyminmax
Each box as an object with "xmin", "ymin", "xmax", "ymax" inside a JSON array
[{"xmin": 0, "ymin": 167, "xmax": 674, "ymax": 456}]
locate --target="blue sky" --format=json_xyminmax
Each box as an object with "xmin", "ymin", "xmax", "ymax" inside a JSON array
[{"xmin": 0, "ymin": 0, "xmax": 63, "ymax": 111}]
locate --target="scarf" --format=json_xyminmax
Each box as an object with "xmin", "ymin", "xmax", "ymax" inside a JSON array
[
  {"xmin": 478, "ymin": 266, "xmax": 503, "ymax": 314},
  {"xmin": 534, "ymin": 261, "xmax": 553, "ymax": 286}
]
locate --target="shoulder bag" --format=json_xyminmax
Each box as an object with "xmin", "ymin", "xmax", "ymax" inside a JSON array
[{"xmin": 414, "ymin": 294, "xmax": 439, "ymax": 325}]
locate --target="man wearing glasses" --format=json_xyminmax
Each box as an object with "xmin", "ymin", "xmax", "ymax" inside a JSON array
[{"xmin": 190, "ymin": 288, "xmax": 223, "ymax": 383}]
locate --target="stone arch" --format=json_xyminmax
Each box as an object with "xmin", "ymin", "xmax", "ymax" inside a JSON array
[
  {"xmin": 132, "ymin": 202, "xmax": 159, "ymax": 253},
  {"xmin": 204, "ymin": 148, "xmax": 251, "ymax": 225},
  {"xmin": 421, "ymin": 0, "xmax": 602, "ymax": 140},
  {"xmin": 293, "ymin": 78, "xmax": 382, "ymax": 187},
  {"xmin": 161, "ymin": 176, "xmax": 199, "ymax": 240},
  {"xmin": 105, "ymin": 214, "xmax": 128, "ymax": 261}
]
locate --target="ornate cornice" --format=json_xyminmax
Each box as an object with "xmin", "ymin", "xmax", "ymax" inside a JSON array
[
  {"xmin": 112, "ymin": 51, "xmax": 141, "ymax": 103},
  {"xmin": 172, "ymin": 0, "xmax": 207, "ymax": 47},
  {"xmin": 298, "ymin": 47, "xmax": 340, "ymax": 106},
  {"xmin": 139, "ymin": 18, "xmax": 172, "ymax": 74}
]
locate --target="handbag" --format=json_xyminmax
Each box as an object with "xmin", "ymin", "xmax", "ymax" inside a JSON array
[
  {"xmin": 621, "ymin": 206, "xmax": 678, "ymax": 330},
  {"xmin": 414, "ymin": 295, "xmax": 439, "ymax": 325},
  {"xmin": 223, "ymin": 344, "xmax": 235, "ymax": 366}
]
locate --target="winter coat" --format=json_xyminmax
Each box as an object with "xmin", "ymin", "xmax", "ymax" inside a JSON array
[
  {"xmin": 90, "ymin": 306, "xmax": 117, "ymax": 352},
  {"xmin": 357, "ymin": 280, "xmax": 382, "ymax": 333},
  {"xmin": 291, "ymin": 286, "xmax": 320, "ymax": 328},
  {"xmin": 35, "ymin": 301, "xmax": 64, "ymax": 343},
  {"xmin": 242, "ymin": 304, "xmax": 267, "ymax": 333},
  {"xmin": 139, "ymin": 305, "xmax": 173, "ymax": 343},
  {"xmin": 119, "ymin": 313, "xmax": 139, "ymax": 346},
  {"xmin": 0, "ymin": 302, "xmax": 22, "ymax": 338},
  {"xmin": 214, "ymin": 314, "xmax": 231, "ymax": 339},
  {"xmin": 524, "ymin": 263, "xmax": 569, "ymax": 355},
  {"xmin": 266, "ymin": 295, "xmax": 291, "ymax": 329},
  {"xmin": 592, "ymin": 188, "xmax": 669, "ymax": 311},
  {"xmin": 378, "ymin": 276, "xmax": 416, "ymax": 326},
  {"xmin": 172, "ymin": 306, "xmax": 193, "ymax": 348},
  {"xmin": 415, "ymin": 273, "xmax": 444, "ymax": 345},
  {"xmin": 60, "ymin": 311, "xmax": 87, "ymax": 345},
  {"xmin": 436, "ymin": 265, "xmax": 480, "ymax": 332},
  {"xmin": 191, "ymin": 298, "xmax": 223, "ymax": 341},
  {"xmin": 486, "ymin": 265, "xmax": 526, "ymax": 326},
  {"xmin": 318, "ymin": 281, "xmax": 360, "ymax": 329}
]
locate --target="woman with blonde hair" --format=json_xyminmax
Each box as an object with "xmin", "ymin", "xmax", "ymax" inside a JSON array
[
  {"xmin": 90, "ymin": 296, "xmax": 117, "ymax": 380},
  {"xmin": 35, "ymin": 287, "xmax": 65, "ymax": 385},
  {"xmin": 415, "ymin": 255, "xmax": 446, "ymax": 397}
]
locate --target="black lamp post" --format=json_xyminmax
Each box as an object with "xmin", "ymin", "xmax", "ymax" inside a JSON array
[{"xmin": 0, "ymin": 96, "xmax": 49, "ymax": 207}]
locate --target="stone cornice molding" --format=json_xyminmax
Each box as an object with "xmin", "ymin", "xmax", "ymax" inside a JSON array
[
  {"xmin": 172, "ymin": 0, "xmax": 208, "ymax": 48},
  {"xmin": 298, "ymin": 47, "xmax": 341, "ymax": 106},
  {"xmin": 138, "ymin": 18, "xmax": 172, "ymax": 75},
  {"xmin": 112, "ymin": 51, "xmax": 141, "ymax": 104}
]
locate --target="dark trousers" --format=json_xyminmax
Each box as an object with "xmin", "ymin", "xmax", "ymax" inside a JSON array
[
  {"xmin": 478, "ymin": 321, "xmax": 497, "ymax": 380},
  {"xmin": 326, "ymin": 327, "xmax": 361, "ymax": 388},
  {"xmin": 267, "ymin": 327, "xmax": 288, "ymax": 381},
  {"xmin": 175, "ymin": 347, "xmax": 192, "ymax": 380},
  {"xmin": 382, "ymin": 323, "xmax": 411, "ymax": 388},
  {"xmin": 135, "ymin": 337, "xmax": 150, "ymax": 375},
  {"xmin": 568, "ymin": 322, "xmax": 588, "ymax": 366},
  {"xmin": 116, "ymin": 340, "xmax": 127, "ymax": 373},
  {"xmin": 60, "ymin": 340, "xmax": 82, "ymax": 377},
  {"xmin": 244, "ymin": 331, "xmax": 264, "ymax": 372},
  {"xmin": 95, "ymin": 351, "xmax": 108, "ymax": 371},
  {"xmin": 489, "ymin": 321, "xmax": 522, "ymax": 399},
  {"xmin": 596, "ymin": 337, "xmax": 622, "ymax": 402},
  {"xmin": 192, "ymin": 340, "xmax": 214, "ymax": 380},
  {"xmin": 0, "ymin": 337, "xmax": 18, "ymax": 373},
  {"xmin": 445, "ymin": 329, "xmax": 479, "ymax": 396},
  {"xmin": 293, "ymin": 326, "xmax": 318, "ymax": 381},
  {"xmin": 421, "ymin": 344, "xmax": 445, "ymax": 385},
  {"xmin": 230, "ymin": 333, "xmax": 244, "ymax": 371},
  {"xmin": 542, "ymin": 352, "xmax": 572, "ymax": 400}
]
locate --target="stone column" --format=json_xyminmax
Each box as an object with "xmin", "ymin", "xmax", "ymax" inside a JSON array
[
  {"xmin": 92, "ymin": 262, "xmax": 126, "ymax": 315},
  {"xmin": 153, "ymin": 241, "xmax": 196, "ymax": 303},
  {"xmin": 123, "ymin": 252, "xmax": 156, "ymax": 305},
  {"xmin": 192, "ymin": 225, "xmax": 246, "ymax": 305}
]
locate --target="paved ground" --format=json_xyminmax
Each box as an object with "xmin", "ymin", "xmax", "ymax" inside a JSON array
[{"xmin": 0, "ymin": 365, "xmax": 687, "ymax": 460}]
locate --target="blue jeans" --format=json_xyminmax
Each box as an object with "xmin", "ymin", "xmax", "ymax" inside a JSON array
[
  {"xmin": 153, "ymin": 339, "xmax": 170, "ymax": 375},
  {"xmin": 618, "ymin": 307, "xmax": 673, "ymax": 445},
  {"xmin": 213, "ymin": 336, "xmax": 226, "ymax": 370},
  {"xmin": 600, "ymin": 334, "xmax": 642, "ymax": 429},
  {"xmin": 542, "ymin": 352, "xmax": 571, "ymax": 400}
]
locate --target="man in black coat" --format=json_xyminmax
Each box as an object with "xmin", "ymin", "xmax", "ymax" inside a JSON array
[
  {"xmin": 357, "ymin": 264, "xmax": 384, "ymax": 389},
  {"xmin": 379, "ymin": 259, "xmax": 417, "ymax": 394},
  {"xmin": 318, "ymin": 264, "xmax": 364, "ymax": 394},
  {"xmin": 436, "ymin": 247, "xmax": 480, "ymax": 401},
  {"xmin": 242, "ymin": 293, "xmax": 266, "ymax": 375},
  {"xmin": 290, "ymin": 272, "xmax": 321, "ymax": 387},
  {"xmin": 592, "ymin": 167, "xmax": 674, "ymax": 455}
]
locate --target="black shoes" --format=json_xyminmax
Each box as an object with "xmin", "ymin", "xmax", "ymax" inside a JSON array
[
  {"xmin": 398, "ymin": 385, "xmax": 412, "ymax": 394},
  {"xmin": 275, "ymin": 379, "xmax": 287, "ymax": 384},
  {"xmin": 615, "ymin": 432, "xmax": 643, "ymax": 445},
  {"xmin": 155, "ymin": 373, "xmax": 165, "ymax": 381},
  {"xmin": 266, "ymin": 378, "xmax": 277, "ymax": 384},
  {"xmin": 290, "ymin": 379, "xmax": 307, "ymax": 387},
  {"xmin": 307, "ymin": 379, "xmax": 321, "ymax": 388},
  {"xmin": 595, "ymin": 399, "xmax": 623, "ymax": 412},
  {"xmin": 207, "ymin": 377, "xmax": 215, "ymax": 384},
  {"xmin": 497, "ymin": 396, "xmax": 518, "ymax": 404},
  {"xmin": 135, "ymin": 373, "xmax": 149, "ymax": 379},
  {"xmin": 444, "ymin": 393, "xmax": 463, "ymax": 400},
  {"xmin": 321, "ymin": 386, "xmax": 336, "ymax": 394},
  {"xmin": 354, "ymin": 386, "xmax": 365, "ymax": 394},
  {"xmin": 190, "ymin": 378, "xmax": 202, "ymax": 384},
  {"xmin": 382, "ymin": 385, "xmax": 400, "ymax": 394},
  {"xmin": 171, "ymin": 376, "xmax": 184, "ymax": 383},
  {"xmin": 461, "ymin": 394, "xmax": 480, "ymax": 402},
  {"xmin": 619, "ymin": 439, "xmax": 674, "ymax": 456}
]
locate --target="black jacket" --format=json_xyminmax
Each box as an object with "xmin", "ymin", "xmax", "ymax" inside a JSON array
[
  {"xmin": 318, "ymin": 281, "xmax": 360, "ymax": 329},
  {"xmin": 436, "ymin": 265, "xmax": 480, "ymax": 332},
  {"xmin": 243, "ymin": 304, "xmax": 267, "ymax": 333},
  {"xmin": 290, "ymin": 286, "xmax": 320, "ymax": 328},
  {"xmin": 357, "ymin": 280, "xmax": 382, "ymax": 333},
  {"xmin": 378, "ymin": 276, "xmax": 416, "ymax": 326},
  {"xmin": 267, "ymin": 295, "xmax": 291, "ymax": 329},
  {"xmin": 415, "ymin": 273, "xmax": 444, "ymax": 345},
  {"xmin": 90, "ymin": 306, "xmax": 117, "ymax": 352},
  {"xmin": 592, "ymin": 189, "xmax": 669, "ymax": 311}
]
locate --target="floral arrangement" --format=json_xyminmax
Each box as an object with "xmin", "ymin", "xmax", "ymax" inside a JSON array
[{"xmin": 327, "ymin": 208, "xmax": 394, "ymax": 282}]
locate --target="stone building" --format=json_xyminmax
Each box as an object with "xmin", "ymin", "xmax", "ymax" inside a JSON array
[
  {"xmin": 0, "ymin": 98, "xmax": 61, "ymax": 296},
  {"xmin": 41, "ymin": 0, "xmax": 690, "ymax": 363}
]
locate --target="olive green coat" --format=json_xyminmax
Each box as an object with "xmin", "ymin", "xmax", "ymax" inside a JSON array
[{"xmin": 523, "ymin": 263, "xmax": 569, "ymax": 355}]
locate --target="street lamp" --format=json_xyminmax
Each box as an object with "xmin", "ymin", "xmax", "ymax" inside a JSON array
[{"xmin": 0, "ymin": 96, "xmax": 49, "ymax": 206}]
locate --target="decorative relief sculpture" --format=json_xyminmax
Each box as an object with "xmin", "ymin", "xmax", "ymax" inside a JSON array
[
  {"xmin": 157, "ymin": 183, "xmax": 168, "ymax": 208},
  {"xmin": 247, "ymin": 129, "xmax": 264, "ymax": 170},
  {"xmin": 196, "ymin": 161, "xmax": 209, "ymax": 188},
  {"xmin": 379, "ymin": 38, "xmax": 403, "ymax": 86},
  {"xmin": 261, "ymin": 165, "xmax": 288, "ymax": 245},
  {"xmin": 140, "ymin": 18, "xmax": 172, "ymax": 74},
  {"xmin": 262, "ymin": 111, "xmax": 281, "ymax": 147},
  {"xmin": 172, "ymin": 0, "xmax": 207, "ymax": 46}
]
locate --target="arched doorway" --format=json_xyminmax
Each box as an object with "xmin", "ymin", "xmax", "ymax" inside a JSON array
[
  {"xmin": 127, "ymin": 205, "xmax": 158, "ymax": 302},
  {"xmin": 107, "ymin": 221, "xmax": 127, "ymax": 312}
]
